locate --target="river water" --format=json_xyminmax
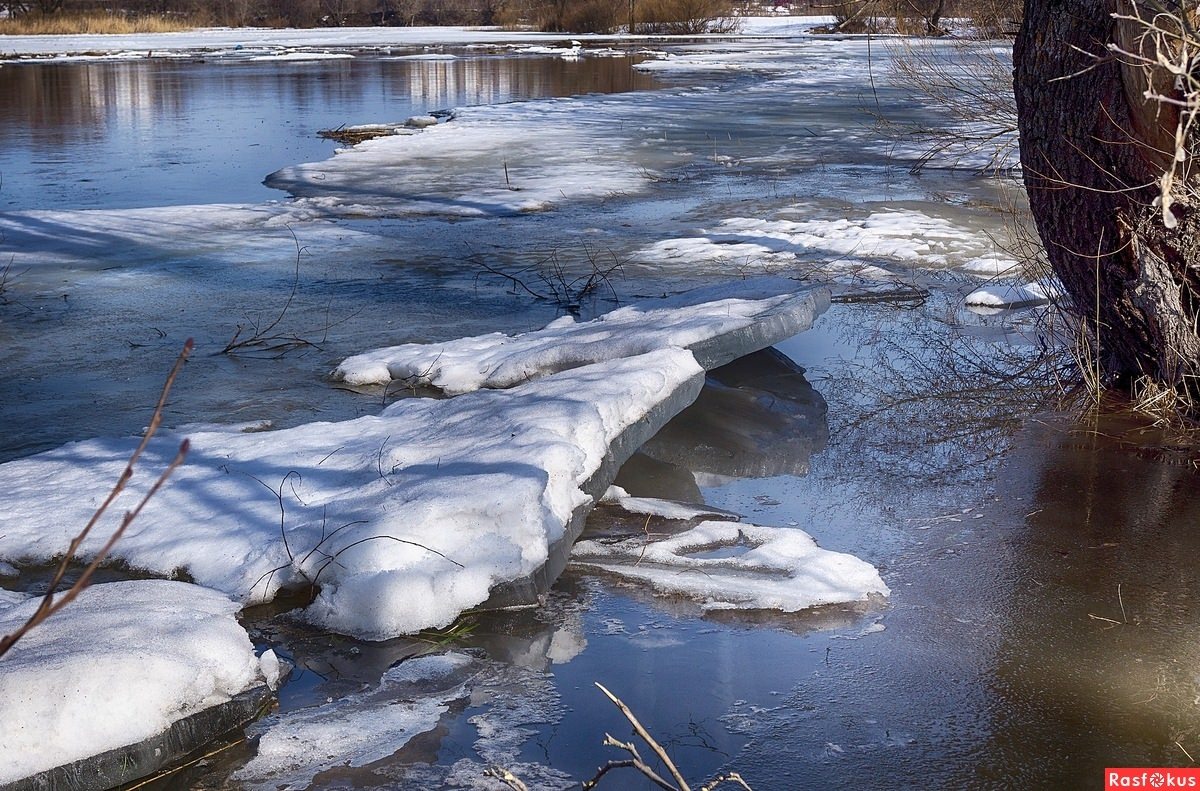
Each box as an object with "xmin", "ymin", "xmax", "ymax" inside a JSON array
[{"xmin": 2, "ymin": 37, "xmax": 1199, "ymax": 791}]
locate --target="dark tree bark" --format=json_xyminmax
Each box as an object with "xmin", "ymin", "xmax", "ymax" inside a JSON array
[{"xmin": 1014, "ymin": 1, "xmax": 1200, "ymax": 403}]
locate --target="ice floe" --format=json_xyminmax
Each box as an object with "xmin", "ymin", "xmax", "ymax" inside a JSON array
[
  {"xmin": 264, "ymin": 97, "xmax": 657, "ymax": 216},
  {"xmin": 965, "ymin": 278, "xmax": 1062, "ymax": 310},
  {"xmin": 333, "ymin": 279, "xmax": 829, "ymax": 392},
  {"xmin": 637, "ymin": 208, "xmax": 1021, "ymax": 277},
  {"xmin": 0, "ymin": 349, "xmax": 702, "ymax": 640},
  {"xmin": 572, "ymin": 520, "xmax": 889, "ymax": 612},
  {"xmin": 0, "ymin": 580, "xmax": 273, "ymax": 784}
]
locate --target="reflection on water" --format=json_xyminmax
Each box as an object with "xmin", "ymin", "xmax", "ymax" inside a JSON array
[
  {"xmin": 980, "ymin": 414, "xmax": 1200, "ymax": 787},
  {"xmin": 620, "ymin": 347, "xmax": 829, "ymax": 494},
  {"xmin": 0, "ymin": 54, "xmax": 659, "ymax": 210}
]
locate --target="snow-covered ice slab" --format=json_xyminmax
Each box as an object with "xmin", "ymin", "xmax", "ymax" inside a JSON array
[
  {"xmin": 0, "ymin": 349, "xmax": 703, "ymax": 639},
  {"xmin": 965, "ymin": 278, "xmax": 1062, "ymax": 310},
  {"xmin": 572, "ymin": 521, "xmax": 889, "ymax": 613},
  {"xmin": 333, "ymin": 278, "xmax": 831, "ymax": 393},
  {"xmin": 0, "ymin": 580, "xmax": 277, "ymax": 790},
  {"xmin": 637, "ymin": 209, "xmax": 1020, "ymax": 275},
  {"xmin": 263, "ymin": 97, "xmax": 654, "ymax": 217}
]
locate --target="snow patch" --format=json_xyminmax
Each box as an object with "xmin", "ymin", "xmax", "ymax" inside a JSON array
[
  {"xmin": 965, "ymin": 278, "xmax": 1062, "ymax": 310},
  {"xmin": 572, "ymin": 521, "xmax": 888, "ymax": 612},
  {"xmin": 0, "ymin": 349, "xmax": 703, "ymax": 639},
  {"xmin": 0, "ymin": 580, "xmax": 267, "ymax": 783}
]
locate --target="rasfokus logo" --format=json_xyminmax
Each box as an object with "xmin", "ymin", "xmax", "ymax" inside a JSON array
[{"xmin": 1107, "ymin": 768, "xmax": 1200, "ymax": 789}]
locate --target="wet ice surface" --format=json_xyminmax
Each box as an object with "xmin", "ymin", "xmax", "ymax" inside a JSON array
[{"xmin": 4, "ymin": 26, "xmax": 1200, "ymax": 791}]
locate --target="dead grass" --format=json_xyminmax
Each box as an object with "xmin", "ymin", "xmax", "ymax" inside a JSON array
[{"xmin": 0, "ymin": 13, "xmax": 206, "ymax": 36}]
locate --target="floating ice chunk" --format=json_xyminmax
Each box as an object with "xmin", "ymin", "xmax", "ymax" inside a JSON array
[
  {"xmin": 235, "ymin": 653, "xmax": 478, "ymax": 789},
  {"xmin": 960, "ymin": 252, "xmax": 1021, "ymax": 277},
  {"xmin": 965, "ymin": 278, "xmax": 1062, "ymax": 310},
  {"xmin": 600, "ymin": 485, "xmax": 739, "ymax": 522},
  {"xmin": 0, "ymin": 349, "xmax": 704, "ymax": 639},
  {"xmin": 572, "ymin": 521, "xmax": 889, "ymax": 612},
  {"xmin": 245, "ymin": 49, "xmax": 355, "ymax": 61},
  {"xmin": 405, "ymin": 114, "xmax": 439, "ymax": 128},
  {"xmin": 0, "ymin": 580, "xmax": 267, "ymax": 784},
  {"xmin": 332, "ymin": 279, "xmax": 829, "ymax": 392}
]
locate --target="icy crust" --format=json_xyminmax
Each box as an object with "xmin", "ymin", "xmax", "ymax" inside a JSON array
[
  {"xmin": 638, "ymin": 209, "xmax": 1020, "ymax": 276},
  {"xmin": 0, "ymin": 349, "xmax": 703, "ymax": 640},
  {"xmin": 264, "ymin": 98, "xmax": 652, "ymax": 217},
  {"xmin": 0, "ymin": 580, "xmax": 268, "ymax": 783},
  {"xmin": 333, "ymin": 280, "xmax": 827, "ymax": 392},
  {"xmin": 572, "ymin": 521, "xmax": 889, "ymax": 612},
  {"xmin": 234, "ymin": 653, "xmax": 476, "ymax": 789}
]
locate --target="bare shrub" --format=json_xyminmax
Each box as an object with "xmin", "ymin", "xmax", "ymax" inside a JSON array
[
  {"xmin": 636, "ymin": 0, "xmax": 740, "ymax": 34},
  {"xmin": 531, "ymin": 0, "xmax": 623, "ymax": 32}
]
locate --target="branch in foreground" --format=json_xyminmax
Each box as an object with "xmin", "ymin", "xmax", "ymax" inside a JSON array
[{"xmin": 0, "ymin": 339, "xmax": 194, "ymax": 659}]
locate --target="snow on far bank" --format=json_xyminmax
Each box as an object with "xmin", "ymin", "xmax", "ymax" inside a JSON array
[
  {"xmin": 636, "ymin": 206, "xmax": 1020, "ymax": 277},
  {"xmin": 0, "ymin": 26, "xmax": 583, "ymax": 59},
  {"xmin": 0, "ymin": 17, "xmax": 838, "ymax": 60},
  {"xmin": 965, "ymin": 277, "xmax": 1062, "ymax": 310},
  {"xmin": 0, "ymin": 349, "xmax": 703, "ymax": 639},
  {"xmin": 333, "ymin": 279, "xmax": 826, "ymax": 391},
  {"xmin": 0, "ymin": 580, "xmax": 271, "ymax": 783},
  {"xmin": 572, "ymin": 520, "xmax": 889, "ymax": 612}
]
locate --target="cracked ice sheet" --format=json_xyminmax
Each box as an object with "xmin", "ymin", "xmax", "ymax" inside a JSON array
[
  {"xmin": 237, "ymin": 651, "xmax": 573, "ymax": 790},
  {"xmin": 0, "ymin": 580, "xmax": 273, "ymax": 783},
  {"xmin": 637, "ymin": 207, "xmax": 1020, "ymax": 277},
  {"xmin": 234, "ymin": 653, "xmax": 475, "ymax": 789},
  {"xmin": 333, "ymin": 278, "xmax": 824, "ymax": 391},
  {"xmin": 0, "ymin": 348, "xmax": 703, "ymax": 639},
  {"xmin": 572, "ymin": 520, "xmax": 889, "ymax": 612}
]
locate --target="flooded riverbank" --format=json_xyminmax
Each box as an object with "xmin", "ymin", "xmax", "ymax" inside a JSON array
[{"xmin": 2, "ymin": 24, "xmax": 1199, "ymax": 790}]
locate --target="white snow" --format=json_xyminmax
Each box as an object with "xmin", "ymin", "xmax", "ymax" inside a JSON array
[
  {"xmin": 965, "ymin": 278, "xmax": 1062, "ymax": 309},
  {"xmin": 0, "ymin": 349, "xmax": 703, "ymax": 639},
  {"xmin": 0, "ymin": 580, "xmax": 270, "ymax": 783},
  {"xmin": 572, "ymin": 520, "xmax": 889, "ymax": 612},
  {"xmin": 333, "ymin": 280, "xmax": 820, "ymax": 391},
  {"xmin": 234, "ymin": 653, "xmax": 475, "ymax": 789},
  {"xmin": 0, "ymin": 587, "xmax": 28, "ymax": 612},
  {"xmin": 0, "ymin": 26, "xmax": 592, "ymax": 59},
  {"xmin": 600, "ymin": 485, "xmax": 737, "ymax": 522},
  {"xmin": 638, "ymin": 207, "xmax": 1020, "ymax": 278},
  {"xmin": 264, "ymin": 97, "xmax": 655, "ymax": 216},
  {"xmin": 245, "ymin": 49, "xmax": 355, "ymax": 61}
]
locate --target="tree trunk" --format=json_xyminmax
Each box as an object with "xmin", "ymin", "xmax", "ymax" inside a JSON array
[{"xmin": 1013, "ymin": 0, "xmax": 1200, "ymax": 403}]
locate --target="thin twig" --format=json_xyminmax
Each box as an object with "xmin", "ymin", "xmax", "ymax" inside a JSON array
[
  {"xmin": 0, "ymin": 339, "xmax": 194, "ymax": 658},
  {"xmin": 595, "ymin": 683, "xmax": 691, "ymax": 791}
]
